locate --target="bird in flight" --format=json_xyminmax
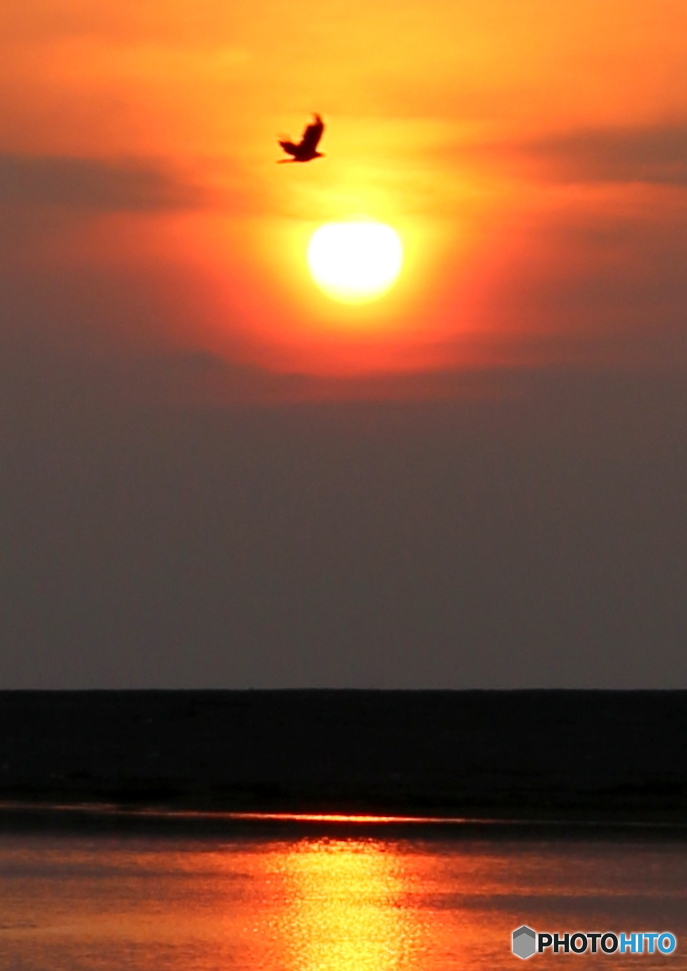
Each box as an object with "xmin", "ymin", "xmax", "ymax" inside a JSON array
[{"xmin": 278, "ymin": 114, "xmax": 325, "ymax": 163}]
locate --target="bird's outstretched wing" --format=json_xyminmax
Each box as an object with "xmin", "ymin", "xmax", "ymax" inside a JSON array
[
  {"xmin": 300, "ymin": 114, "xmax": 324, "ymax": 153},
  {"xmin": 278, "ymin": 140, "xmax": 299, "ymax": 157}
]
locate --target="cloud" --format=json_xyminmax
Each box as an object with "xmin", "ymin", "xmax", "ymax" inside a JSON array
[
  {"xmin": 0, "ymin": 153, "xmax": 205, "ymax": 211},
  {"xmin": 520, "ymin": 121, "xmax": 687, "ymax": 186}
]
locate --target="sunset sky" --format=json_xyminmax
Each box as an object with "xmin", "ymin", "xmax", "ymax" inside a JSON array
[
  {"xmin": 1, "ymin": 0, "xmax": 686, "ymax": 686},
  {"xmin": 4, "ymin": 0, "xmax": 687, "ymax": 381}
]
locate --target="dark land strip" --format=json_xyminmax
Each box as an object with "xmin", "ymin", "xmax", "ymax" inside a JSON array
[{"xmin": 0, "ymin": 690, "xmax": 686, "ymax": 829}]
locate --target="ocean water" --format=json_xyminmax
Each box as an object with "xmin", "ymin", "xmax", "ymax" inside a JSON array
[{"xmin": 1, "ymin": 823, "xmax": 685, "ymax": 971}]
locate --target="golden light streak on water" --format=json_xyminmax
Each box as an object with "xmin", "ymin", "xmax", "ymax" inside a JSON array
[
  {"xmin": 1, "ymin": 831, "xmax": 686, "ymax": 971},
  {"xmin": 271, "ymin": 838, "xmax": 424, "ymax": 971}
]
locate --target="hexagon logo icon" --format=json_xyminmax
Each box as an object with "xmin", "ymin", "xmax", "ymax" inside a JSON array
[{"xmin": 512, "ymin": 925, "xmax": 537, "ymax": 959}]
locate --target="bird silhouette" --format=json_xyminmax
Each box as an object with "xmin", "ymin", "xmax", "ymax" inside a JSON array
[{"xmin": 278, "ymin": 114, "xmax": 325, "ymax": 162}]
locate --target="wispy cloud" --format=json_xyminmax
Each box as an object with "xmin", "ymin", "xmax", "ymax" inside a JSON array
[
  {"xmin": 0, "ymin": 153, "xmax": 205, "ymax": 210},
  {"xmin": 519, "ymin": 121, "xmax": 687, "ymax": 186}
]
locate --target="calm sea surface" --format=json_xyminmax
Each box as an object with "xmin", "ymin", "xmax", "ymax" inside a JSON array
[{"xmin": 1, "ymin": 823, "xmax": 685, "ymax": 971}]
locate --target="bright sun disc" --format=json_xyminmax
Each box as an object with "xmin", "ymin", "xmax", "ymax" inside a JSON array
[{"xmin": 307, "ymin": 220, "xmax": 403, "ymax": 303}]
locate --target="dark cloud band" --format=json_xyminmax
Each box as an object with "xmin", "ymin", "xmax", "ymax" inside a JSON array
[
  {"xmin": 521, "ymin": 120, "xmax": 687, "ymax": 186},
  {"xmin": 0, "ymin": 153, "xmax": 204, "ymax": 211}
]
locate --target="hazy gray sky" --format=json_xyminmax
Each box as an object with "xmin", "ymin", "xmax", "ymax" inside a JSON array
[{"xmin": 1, "ymin": 325, "xmax": 685, "ymax": 687}]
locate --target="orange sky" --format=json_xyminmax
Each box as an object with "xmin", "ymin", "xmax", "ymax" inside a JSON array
[{"xmin": 2, "ymin": 0, "xmax": 687, "ymax": 386}]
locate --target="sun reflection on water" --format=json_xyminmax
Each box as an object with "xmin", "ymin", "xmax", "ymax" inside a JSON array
[
  {"xmin": 2, "ymin": 831, "xmax": 687, "ymax": 971},
  {"xmin": 272, "ymin": 838, "xmax": 423, "ymax": 971}
]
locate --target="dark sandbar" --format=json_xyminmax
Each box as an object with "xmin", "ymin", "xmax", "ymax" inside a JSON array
[{"xmin": 1, "ymin": 690, "xmax": 685, "ymax": 827}]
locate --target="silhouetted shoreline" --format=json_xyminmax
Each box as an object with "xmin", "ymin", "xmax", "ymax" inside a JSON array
[{"xmin": 1, "ymin": 690, "xmax": 686, "ymax": 828}]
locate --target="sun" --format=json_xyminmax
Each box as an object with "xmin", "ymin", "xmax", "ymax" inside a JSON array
[{"xmin": 307, "ymin": 220, "xmax": 403, "ymax": 304}]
